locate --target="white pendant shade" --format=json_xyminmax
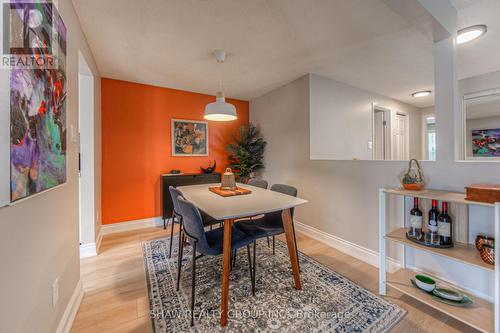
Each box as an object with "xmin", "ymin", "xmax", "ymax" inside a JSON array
[
  {"xmin": 204, "ymin": 92, "xmax": 237, "ymax": 121},
  {"xmin": 204, "ymin": 50, "xmax": 237, "ymax": 121}
]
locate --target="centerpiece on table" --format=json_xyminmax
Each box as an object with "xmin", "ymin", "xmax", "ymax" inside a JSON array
[{"xmin": 209, "ymin": 168, "xmax": 252, "ymax": 197}]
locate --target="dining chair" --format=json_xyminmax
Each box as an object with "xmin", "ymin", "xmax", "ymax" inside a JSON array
[
  {"xmin": 167, "ymin": 186, "xmax": 221, "ymax": 258},
  {"xmin": 176, "ymin": 196, "xmax": 257, "ymax": 326},
  {"xmin": 234, "ymin": 184, "xmax": 300, "ymax": 272},
  {"xmin": 247, "ymin": 178, "xmax": 268, "ymax": 189},
  {"xmin": 245, "ymin": 178, "xmax": 270, "ymax": 246},
  {"xmin": 168, "ymin": 186, "xmax": 185, "ymax": 259}
]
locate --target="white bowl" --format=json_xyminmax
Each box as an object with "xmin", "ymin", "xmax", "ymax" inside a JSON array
[{"xmin": 415, "ymin": 275, "xmax": 436, "ymax": 292}]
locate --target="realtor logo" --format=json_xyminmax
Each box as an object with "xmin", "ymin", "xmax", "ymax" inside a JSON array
[{"xmin": 1, "ymin": 0, "xmax": 62, "ymax": 69}]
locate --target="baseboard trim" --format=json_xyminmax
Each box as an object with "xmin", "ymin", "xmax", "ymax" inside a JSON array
[
  {"xmin": 101, "ymin": 216, "xmax": 164, "ymax": 235},
  {"xmin": 79, "ymin": 242, "xmax": 97, "ymax": 258},
  {"xmin": 95, "ymin": 228, "xmax": 103, "ymax": 253},
  {"xmin": 79, "ymin": 228, "xmax": 104, "ymax": 259},
  {"xmin": 294, "ymin": 220, "xmax": 400, "ymax": 273},
  {"xmin": 55, "ymin": 279, "xmax": 84, "ymax": 333}
]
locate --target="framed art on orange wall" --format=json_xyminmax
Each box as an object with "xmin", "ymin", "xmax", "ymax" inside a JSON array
[{"xmin": 171, "ymin": 119, "xmax": 209, "ymax": 156}]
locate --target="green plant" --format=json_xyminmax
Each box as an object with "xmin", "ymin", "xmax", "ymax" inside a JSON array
[{"xmin": 226, "ymin": 123, "xmax": 266, "ymax": 182}]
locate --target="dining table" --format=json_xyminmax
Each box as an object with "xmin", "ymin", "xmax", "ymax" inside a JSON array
[{"xmin": 177, "ymin": 182, "xmax": 308, "ymax": 326}]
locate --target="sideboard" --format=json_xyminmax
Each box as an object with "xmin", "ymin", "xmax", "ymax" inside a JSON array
[{"xmin": 161, "ymin": 172, "xmax": 221, "ymax": 227}]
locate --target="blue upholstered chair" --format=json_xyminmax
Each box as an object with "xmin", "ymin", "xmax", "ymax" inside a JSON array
[
  {"xmin": 167, "ymin": 186, "xmax": 221, "ymax": 258},
  {"xmin": 167, "ymin": 186, "xmax": 185, "ymax": 258},
  {"xmin": 176, "ymin": 196, "xmax": 256, "ymax": 326},
  {"xmin": 247, "ymin": 178, "xmax": 268, "ymax": 189},
  {"xmin": 234, "ymin": 184, "xmax": 300, "ymax": 270}
]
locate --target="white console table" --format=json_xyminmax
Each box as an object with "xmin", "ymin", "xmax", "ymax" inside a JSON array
[{"xmin": 378, "ymin": 188, "xmax": 500, "ymax": 333}]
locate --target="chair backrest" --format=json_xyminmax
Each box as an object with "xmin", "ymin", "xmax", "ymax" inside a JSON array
[
  {"xmin": 176, "ymin": 197, "xmax": 212, "ymax": 254},
  {"xmin": 169, "ymin": 186, "xmax": 184, "ymax": 215},
  {"xmin": 248, "ymin": 179, "xmax": 268, "ymax": 189},
  {"xmin": 270, "ymin": 184, "xmax": 298, "ymax": 220}
]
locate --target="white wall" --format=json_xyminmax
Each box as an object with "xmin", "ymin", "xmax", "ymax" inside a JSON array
[
  {"xmin": 309, "ymin": 74, "xmax": 423, "ymax": 160},
  {"xmin": 250, "ymin": 39, "xmax": 500, "ymax": 300},
  {"xmin": 460, "ymin": 70, "xmax": 500, "ymax": 95},
  {"xmin": 0, "ymin": 1, "xmax": 101, "ymax": 332}
]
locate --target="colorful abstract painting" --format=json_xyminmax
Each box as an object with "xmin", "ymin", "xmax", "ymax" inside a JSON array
[
  {"xmin": 472, "ymin": 128, "xmax": 500, "ymax": 157},
  {"xmin": 172, "ymin": 119, "xmax": 208, "ymax": 156},
  {"xmin": 8, "ymin": 1, "xmax": 67, "ymax": 201}
]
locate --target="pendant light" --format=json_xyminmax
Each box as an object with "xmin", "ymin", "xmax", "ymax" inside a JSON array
[{"xmin": 204, "ymin": 50, "xmax": 237, "ymax": 121}]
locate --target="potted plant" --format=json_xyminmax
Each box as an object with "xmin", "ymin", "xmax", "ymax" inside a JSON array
[{"xmin": 226, "ymin": 123, "xmax": 266, "ymax": 182}]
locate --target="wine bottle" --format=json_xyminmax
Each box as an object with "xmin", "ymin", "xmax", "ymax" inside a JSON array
[
  {"xmin": 427, "ymin": 200, "xmax": 440, "ymax": 245},
  {"xmin": 408, "ymin": 197, "xmax": 423, "ymax": 239},
  {"xmin": 438, "ymin": 202, "xmax": 452, "ymax": 246}
]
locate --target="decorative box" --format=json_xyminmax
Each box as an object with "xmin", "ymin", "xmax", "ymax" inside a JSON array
[{"xmin": 465, "ymin": 184, "xmax": 500, "ymax": 204}]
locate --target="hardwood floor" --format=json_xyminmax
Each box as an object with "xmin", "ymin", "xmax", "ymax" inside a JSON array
[{"xmin": 72, "ymin": 226, "xmax": 480, "ymax": 333}]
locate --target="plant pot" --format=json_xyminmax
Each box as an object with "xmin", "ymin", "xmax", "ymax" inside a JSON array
[
  {"xmin": 479, "ymin": 243, "xmax": 495, "ymax": 265},
  {"xmin": 475, "ymin": 235, "xmax": 495, "ymax": 251},
  {"xmin": 402, "ymin": 183, "xmax": 424, "ymax": 191},
  {"xmin": 399, "ymin": 159, "xmax": 425, "ymax": 191}
]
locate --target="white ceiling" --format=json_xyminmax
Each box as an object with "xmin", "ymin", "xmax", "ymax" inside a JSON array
[
  {"xmin": 72, "ymin": 0, "xmax": 499, "ymax": 108},
  {"xmin": 451, "ymin": 0, "xmax": 500, "ymax": 80},
  {"xmin": 466, "ymin": 94, "xmax": 500, "ymax": 119}
]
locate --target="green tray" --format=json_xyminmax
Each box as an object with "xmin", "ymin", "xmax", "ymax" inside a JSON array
[{"xmin": 410, "ymin": 279, "xmax": 474, "ymax": 307}]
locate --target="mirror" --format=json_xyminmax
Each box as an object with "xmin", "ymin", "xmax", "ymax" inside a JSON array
[
  {"xmin": 308, "ymin": 0, "xmax": 436, "ymax": 161},
  {"xmin": 455, "ymin": 1, "xmax": 500, "ymax": 161},
  {"xmin": 463, "ymin": 89, "xmax": 500, "ymax": 160},
  {"xmin": 371, "ymin": 104, "xmax": 436, "ymax": 161}
]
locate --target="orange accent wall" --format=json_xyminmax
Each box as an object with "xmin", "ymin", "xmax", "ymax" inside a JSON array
[{"xmin": 101, "ymin": 78, "xmax": 249, "ymax": 224}]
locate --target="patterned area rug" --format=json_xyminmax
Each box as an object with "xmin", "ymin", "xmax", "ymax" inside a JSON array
[{"xmin": 142, "ymin": 235, "xmax": 406, "ymax": 332}]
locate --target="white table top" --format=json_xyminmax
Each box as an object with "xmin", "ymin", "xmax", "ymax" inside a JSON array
[{"xmin": 177, "ymin": 183, "xmax": 308, "ymax": 220}]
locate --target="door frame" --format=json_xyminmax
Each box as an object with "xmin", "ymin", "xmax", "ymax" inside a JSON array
[
  {"xmin": 372, "ymin": 103, "xmax": 391, "ymax": 160},
  {"xmin": 78, "ymin": 50, "xmax": 98, "ymax": 257}
]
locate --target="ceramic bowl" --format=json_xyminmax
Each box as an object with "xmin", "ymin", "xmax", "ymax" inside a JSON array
[
  {"xmin": 475, "ymin": 235, "xmax": 494, "ymax": 251},
  {"xmin": 433, "ymin": 288, "xmax": 463, "ymax": 302},
  {"xmin": 480, "ymin": 243, "xmax": 495, "ymax": 265},
  {"xmin": 415, "ymin": 274, "xmax": 436, "ymax": 292}
]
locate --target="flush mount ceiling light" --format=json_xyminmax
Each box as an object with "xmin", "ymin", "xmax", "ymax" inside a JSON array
[
  {"xmin": 204, "ymin": 50, "xmax": 237, "ymax": 121},
  {"xmin": 412, "ymin": 90, "xmax": 432, "ymax": 98},
  {"xmin": 457, "ymin": 25, "xmax": 487, "ymax": 45}
]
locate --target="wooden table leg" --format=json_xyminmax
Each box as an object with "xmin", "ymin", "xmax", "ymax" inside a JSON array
[
  {"xmin": 220, "ymin": 218, "xmax": 233, "ymax": 326},
  {"xmin": 282, "ymin": 209, "xmax": 302, "ymax": 290}
]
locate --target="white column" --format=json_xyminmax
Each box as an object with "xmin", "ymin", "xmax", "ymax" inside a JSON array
[
  {"xmin": 495, "ymin": 202, "xmax": 500, "ymax": 333},
  {"xmin": 379, "ymin": 189, "xmax": 386, "ymax": 295}
]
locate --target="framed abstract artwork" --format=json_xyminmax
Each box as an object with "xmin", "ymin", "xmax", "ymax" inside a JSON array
[
  {"xmin": 172, "ymin": 119, "xmax": 209, "ymax": 156},
  {"xmin": 472, "ymin": 128, "xmax": 500, "ymax": 157},
  {"xmin": 7, "ymin": 2, "xmax": 67, "ymax": 202}
]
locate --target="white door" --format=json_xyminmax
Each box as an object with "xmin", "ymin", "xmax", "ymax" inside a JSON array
[
  {"xmin": 373, "ymin": 110, "xmax": 386, "ymax": 160},
  {"xmin": 393, "ymin": 113, "xmax": 408, "ymax": 160}
]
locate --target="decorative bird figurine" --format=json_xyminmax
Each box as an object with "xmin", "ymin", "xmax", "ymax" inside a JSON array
[{"xmin": 200, "ymin": 160, "xmax": 217, "ymax": 174}]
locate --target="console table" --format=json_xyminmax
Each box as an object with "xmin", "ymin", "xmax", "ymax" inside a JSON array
[
  {"xmin": 161, "ymin": 173, "xmax": 221, "ymax": 226},
  {"xmin": 379, "ymin": 188, "xmax": 500, "ymax": 333}
]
